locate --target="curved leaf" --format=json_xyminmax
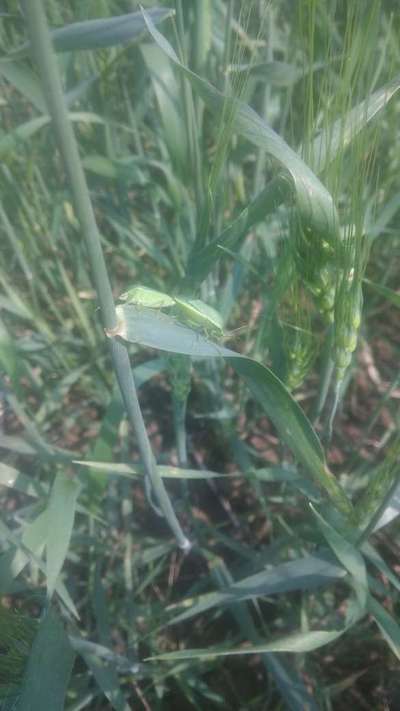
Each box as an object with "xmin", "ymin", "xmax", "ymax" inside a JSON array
[
  {"xmin": 142, "ymin": 9, "xmax": 339, "ymax": 246},
  {"xmin": 147, "ymin": 628, "xmax": 352, "ymax": 661},
  {"xmin": 46, "ymin": 473, "xmax": 81, "ymax": 599},
  {"xmin": 80, "ymin": 652, "xmax": 132, "ymax": 711},
  {"xmin": 368, "ymin": 595, "xmax": 400, "ymax": 661},
  {"xmin": 0, "ymin": 60, "xmax": 46, "ymax": 112},
  {"xmin": 311, "ymin": 505, "xmax": 368, "ymax": 609},
  {"xmin": 18, "ymin": 610, "xmax": 75, "ymax": 711},
  {"xmin": 0, "ymin": 112, "xmax": 104, "ymax": 158},
  {"xmin": 75, "ymin": 459, "xmax": 228, "ymax": 479},
  {"xmin": 14, "ymin": 8, "xmax": 174, "ymax": 56},
  {"xmin": 166, "ymin": 552, "xmax": 346, "ymax": 627},
  {"xmin": 364, "ymin": 278, "xmax": 400, "ymax": 309},
  {"xmin": 141, "ymin": 43, "xmax": 188, "ymax": 174},
  {"xmin": 0, "ymin": 462, "xmax": 46, "ymax": 498},
  {"xmin": 111, "ymin": 304, "xmax": 352, "ymax": 516},
  {"xmin": 185, "ymin": 175, "xmax": 289, "ymax": 285},
  {"xmin": 312, "ymin": 76, "xmax": 400, "ymax": 174},
  {"xmin": 0, "ymin": 517, "xmax": 78, "ymax": 617},
  {"xmin": 230, "ymin": 59, "xmax": 330, "ymax": 87}
]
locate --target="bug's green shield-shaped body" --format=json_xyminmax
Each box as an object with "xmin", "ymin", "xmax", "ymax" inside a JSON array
[
  {"xmin": 119, "ymin": 284, "xmax": 175, "ymax": 308},
  {"xmin": 172, "ymin": 297, "xmax": 224, "ymax": 337},
  {"xmin": 119, "ymin": 285, "xmax": 224, "ymax": 338}
]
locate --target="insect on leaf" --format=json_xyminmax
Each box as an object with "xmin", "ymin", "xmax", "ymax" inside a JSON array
[{"xmin": 119, "ymin": 284, "xmax": 175, "ymax": 308}]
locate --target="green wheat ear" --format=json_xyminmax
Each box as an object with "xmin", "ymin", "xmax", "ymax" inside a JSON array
[
  {"xmin": 326, "ymin": 225, "xmax": 370, "ymax": 438},
  {"xmin": 0, "ymin": 605, "xmax": 38, "ymax": 703},
  {"xmin": 291, "ymin": 211, "xmax": 338, "ymax": 324},
  {"xmin": 333, "ymin": 228, "xmax": 369, "ymax": 383},
  {"xmin": 281, "ymin": 281, "xmax": 316, "ymax": 391}
]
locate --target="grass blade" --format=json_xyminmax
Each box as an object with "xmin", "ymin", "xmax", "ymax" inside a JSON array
[
  {"xmin": 18, "ymin": 610, "xmax": 75, "ymax": 711},
  {"xmin": 364, "ymin": 278, "xmax": 400, "ymax": 309},
  {"xmin": 76, "ymin": 459, "xmax": 228, "ymax": 479},
  {"xmin": 46, "ymin": 473, "xmax": 81, "ymax": 599},
  {"xmin": 142, "ymin": 9, "xmax": 339, "ymax": 248},
  {"xmin": 312, "ymin": 76, "xmax": 400, "ymax": 174},
  {"xmin": 311, "ymin": 505, "xmax": 368, "ymax": 609},
  {"xmin": 80, "ymin": 652, "xmax": 131, "ymax": 711},
  {"xmin": 367, "ymin": 595, "xmax": 400, "ymax": 661},
  {"xmin": 148, "ymin": 628, "xmax": 353, "ymax": 661},
  {"xmin": 14, "ymin": 8, "xmax": 174, "ymax": 55},
  {"xmin": 166, "ymin": 552, "xmax": 346, "ymax": 627},
  {"xmin": 0, "ymin": 59, "xmax": 46, "ymax": 112}
]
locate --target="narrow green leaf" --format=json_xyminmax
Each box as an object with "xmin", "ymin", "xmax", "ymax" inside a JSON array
[
  {"xmin": 80, "ymin": 653, "xmax": 131, "ymax": 711},
  {"xmin": 185, "ymin": 175, "xmax": 288, "ymax": 285},
  {"xmin": 0, "ymin": 59, "xmax": 97, "ymax": 112},
  {"xmin": 156, "ymin": 465, "xmax": 230, "ymax": 480},
  {"xmin": 373, "ymin": 482, "xmax": 400, "ymax": 531},
  {"xmin": 46, "ymin": 474, "xmax": 81, "ymax": 599},
  {"xmin": 141, "ymin": 43, "xmax": 187, "ymax": 173},
  {"xmin": 269, "ymin": 655, "xmax": 319, "ymax": 710},
  {"xmin": 78, "ymin": 568, "xmax": 132, "ymax": 710},
  {"xmin": 8, "ymin": 532, "xmax": 78, "ymax": 617},
  {"xmin": 13, "ymin": 8, "xmax": 174, "ymax": 56},
  {"xmin": 27, "ymin": 522, "xmax": 76, "ymax": 619},
  {"xmin": 0, "ymin": 462, "xmax": 102, "ymax": 523},
  {"xmin": 83, "ymin": 154, "xmax": 120, "ymax": 179},
  {"xmin": 0, "ymin": 540, "xmax": 80, "ymax": 607},
  {"xmin": 230, "ymin": 59, "xmax": 327, "ymax": 86},
  {"xmin": 21, "ymin": 510, "xmax": 50, "ymax": 553},
  {"xmin": 142, "ymin": 9, "xmax": 339, "ymax": 246},
  {"xmin": 167, "ymin": 553, "xmax": 346, "ymax": 627},
  {"xmin": 362, "ymin": 541, "xmax": 400, "ymax": 593},
  {"xmin": 312, "ymin": 76, "xmax": 400, "ymax": 174},
  {"xmin": 73, "ymin": 360, "xmax": 166, "ymax": 506},
  {"xmin": 367, "ymin": 595, "xmax": 400, "ymax": 660},
  {"xmin": 70, "ymin": 637, "xmax": 139, "ymax": 674},
  {"xmin": 0, "ymin": 435, "xmax": 36, "ymax": 456},
  {"xmin": 364, "ymin": 278, "xmax": 400, "ymax": 308},
  {"xmin": 0, "ymin": 514, "xmax": 49, "ymax": 595},
  {"xmin": 0, "ymin": 322, "xmax": 36, "ymax": 401},
  {"xmin": 230, "ymin": 358, "xmax": 352, "ymax": 514},
  {"xmin": 310, "ymin": 505, "xmax": 368, "ymax": 609},
  {"xmin": 211, "ymin": 561, "xmax": 319, "ymax": 711},
  {"xmin": 0, "ymin": 462, "xmax": 46, "ymax": 498},
  {"xmin": 148, "ymin": 628, "xmax": 347, "ymax": 662},
  {"xmin": 0, "ymin": 112, "xmax": 104, "ymax": 158},
  {"xmin": 251, "ymin": 465, "xmax": 321, "ymax": 501},
  {"xmin": 0, "ymin": 605, "xmax": 37, "ymax": 700},
  {"xmin": 0, "ymin": 547, "xmax": 31, "ymax": 596},
  {"xmin": 18, "ymin": 610, "xmax": 75, "ymax": 711},
  {"xmin": 354, "ymin": 436, "xmax": 400, "ymax": 532},
  {"xmin": 76, "ymin": 459, "xmax": 228, "ymax": 479},
  {"xmin": 0, "ymin": 60, "xmax": 46, "ymax": 112},
  {"xmin": 0, "ymin": 516, "xmax": 78, "ymax": 618}
]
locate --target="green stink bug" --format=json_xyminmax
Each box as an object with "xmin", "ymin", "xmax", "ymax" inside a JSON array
[
  {"xmin": 172, "ymin": 297, "xmax": 224, "ymax": 339},
  {"xmin": 118, "ymin": 285, "xmax": 225, "ymax": 341},
  {"xmin": 119, "ymin": 285, "xmax": 175, "ymax": 309}
]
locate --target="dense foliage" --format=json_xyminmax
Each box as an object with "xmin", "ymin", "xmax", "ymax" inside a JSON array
[{"xmin": 0, "ymin": 1, "xmax": 400, "ymax": 708}]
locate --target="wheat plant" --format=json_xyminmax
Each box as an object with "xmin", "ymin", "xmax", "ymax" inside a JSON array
[{"xmin": 0, "ymin": 1, "xmax": 400, "ymax": 708}]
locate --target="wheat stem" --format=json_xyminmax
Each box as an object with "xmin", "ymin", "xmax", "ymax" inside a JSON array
[{"xmin": 23, "ymin": 0, "xmax": 190, "ymax": 551}]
